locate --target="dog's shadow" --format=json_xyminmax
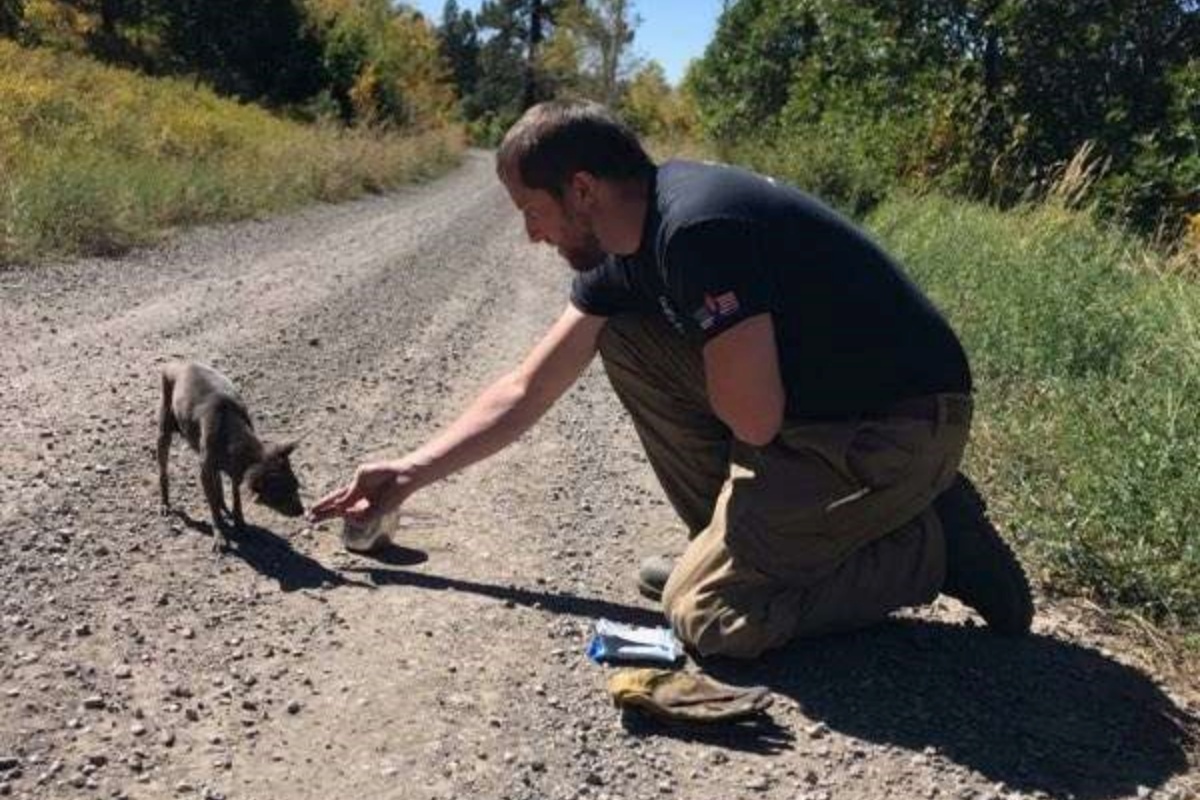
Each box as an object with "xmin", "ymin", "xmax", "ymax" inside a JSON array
[
  {"xmin": 170, "ymin": 510, "xmax": 382, "ymax": 592},
  {"xmin": 700, "ymin": 619, "xmax": 1199, "ymax": 800}
]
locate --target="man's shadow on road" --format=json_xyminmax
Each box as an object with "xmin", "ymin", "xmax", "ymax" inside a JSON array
[
  {"xmin": 355, "ymin": 564, "xmax": 1198, "ymax": 792},
  {"xmin": 700, "ymin": 618, "xmax": 1198, "ymax": 800},
  {"xmin": 353, "ymin": 563, "xmax": 663, "ymax": 626},
  {"xmin": 355, "ymin": 563, "xmax": 794, "ymax": 754},
  {"xmin": 168, "ymin": 521, "xmax": 1193, "ymax": 791}
]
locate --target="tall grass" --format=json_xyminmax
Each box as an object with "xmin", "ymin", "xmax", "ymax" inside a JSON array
[
  {"xmin": 869, "ymin": 194, "xmax": 1200, "ymax": 630},
  {"xmin": 0, "ymin": 41, "xmax": 465, "ymax": 264}
]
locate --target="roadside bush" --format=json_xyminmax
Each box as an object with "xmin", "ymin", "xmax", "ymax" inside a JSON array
[
  {"xmin": 869, "ymin": 193, "xmax": 1200, "ymax": 626},
  {"xmin": 723, "ymin": 115, "xmax": 904, "ymax": 218}
]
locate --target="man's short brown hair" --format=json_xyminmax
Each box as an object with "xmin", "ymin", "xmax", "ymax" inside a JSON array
[{"xmin": 497, "ymin": 101, "xmax": 655, "ymax": 196}]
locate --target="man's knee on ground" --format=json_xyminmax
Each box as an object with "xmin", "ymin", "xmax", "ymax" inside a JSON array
[{"xmin": 663, "ymin": 584, "xmax": 776, "ymax": 660}]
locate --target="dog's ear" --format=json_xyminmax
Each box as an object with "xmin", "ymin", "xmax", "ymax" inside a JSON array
[
  {"xmin": 277, "ymin": 440, "xmax": 299, "ymax": 459},
  {"xmin": 243, "ymin": 463, "xmax": 264, "ymax": 494}
]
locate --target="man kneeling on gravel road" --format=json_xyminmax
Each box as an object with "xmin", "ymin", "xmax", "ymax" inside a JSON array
[{"xmin": 311, "ymin": 100, "xmax": 1034, "ymax": 659}]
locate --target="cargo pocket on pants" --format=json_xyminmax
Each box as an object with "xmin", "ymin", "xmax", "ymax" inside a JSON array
[
  {"xmin": 844, "ymin": 418, "xmax": 928, "ymax": 491},
  {"xmin": 722, "ymin": 431, "xmax": 867, "ymax": 584}
]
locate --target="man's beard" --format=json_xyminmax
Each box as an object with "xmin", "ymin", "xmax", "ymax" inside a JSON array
[
  {"xmin": 559, "ymin": 232, "xmax": 606, "ymax": 273},
  {"xmin": 559, "ymin": 208, "xmax": 606, "ymax": 273}
]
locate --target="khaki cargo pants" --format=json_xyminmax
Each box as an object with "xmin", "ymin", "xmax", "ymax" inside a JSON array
[{"xmin": 598, "ymin": 313, "xmax": 972, "ymax": 659}]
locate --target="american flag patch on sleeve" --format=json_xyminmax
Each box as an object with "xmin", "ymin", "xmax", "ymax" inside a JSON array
[{"xmin": 692, "ymin": 291, "xmax": 741, "ymax": 331}]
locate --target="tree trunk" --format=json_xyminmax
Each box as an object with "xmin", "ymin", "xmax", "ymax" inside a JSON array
[{"xmin": 522, "ymin": 0, "xmax": 544, "ymax": 109}]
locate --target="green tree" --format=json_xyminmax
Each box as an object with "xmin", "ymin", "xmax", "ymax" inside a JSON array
[
  {"xmin": 582, "ymin": 0, "xmax": 637, "ymax": 107},
  {"xmin": 545, "ymin": 0, "xmax": 640, "ymax": 106},
  {"xmin": 456, "ymin": 0, "xmax": 562, "ymax": 136},
  {"xmin": 621, "ymin": 59, "xmax": 667, "ymax": 135},
  {"xmin": 522, "ymin": 0, "xmax": 547, "ymax": 108},
  {"xmin": 469, "ymin": 0, "xmax": 527, "ymax": 122},
  {"xmin": 62, "ymin": 0, "xmax": 160, "ymax": 67},
  {"xmin": 688, "ymin": 0, "xmax": 816, "ymax": 144},
  {"xmin": 310, "ymin": 0, "xmax": 455, "ymax": 128},
  {"xmin": 538, "ymin": 0, "xmax": 586, "ymax": 97},
  {"xmin": 0, "ymin": 0, "xmax": 23, "ymax": 38},
  {"xmin": 438, "ymin": 0, "xmax": 480, "ymax": 103},
  {"xmin": 690, "ymin": 0, "xmax": 1200, "ymax": 230},
  {"xmin": 620, "ymin": 59, "xmax": 699, "ymax": 144},
  {"xmin": 160, "ymin": 0, "xmax": 325, "ymax": 105}
]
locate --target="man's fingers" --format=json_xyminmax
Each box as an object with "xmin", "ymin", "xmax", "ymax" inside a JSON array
[
  {"xmin": 307, "ymin": 504, "xmax": 340, "ymax": 522},
  {"xmin": 310, "ymin": 487, "xmax": 349, "ymax": 513},
  {"xmin": 309, "ymin": 484, "xmax": 360, "ymax": 520}
]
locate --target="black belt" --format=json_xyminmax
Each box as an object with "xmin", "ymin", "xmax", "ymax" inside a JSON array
[{"xmin": 868, "ymin": 394, "xmax": 972, "ymax": 426}]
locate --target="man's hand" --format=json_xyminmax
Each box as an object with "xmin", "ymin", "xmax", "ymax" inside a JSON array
[{"xmin": 309, "ymin": 461, "xmax": 415, "ymax": 523}]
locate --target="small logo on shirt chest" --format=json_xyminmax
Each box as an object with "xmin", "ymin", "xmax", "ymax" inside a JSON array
[{"xmin": 657, "ymin": 296, "xmax": 686, "ymax": 334}]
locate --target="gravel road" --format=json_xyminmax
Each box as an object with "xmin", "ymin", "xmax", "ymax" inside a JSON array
[{"xmin": 1, "ymin": 150, "xmax": 1196, "ymax": 800}]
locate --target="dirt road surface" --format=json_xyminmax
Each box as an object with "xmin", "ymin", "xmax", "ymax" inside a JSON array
[{"xmin": 2, "ymin": 152, "xmax": 1197, "ymax": 800}]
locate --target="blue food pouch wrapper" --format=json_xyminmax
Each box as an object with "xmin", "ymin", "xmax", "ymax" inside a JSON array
[{"xmin": 586, "ymin": 618, "xmax": 684, "ymax": 665}]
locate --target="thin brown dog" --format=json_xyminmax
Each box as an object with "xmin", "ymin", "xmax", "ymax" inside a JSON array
[{"xmin": 157, "ymin": 361, "xmax": 304, "ymax": 551}]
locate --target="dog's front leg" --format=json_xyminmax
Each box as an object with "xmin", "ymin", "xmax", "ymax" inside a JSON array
[
  {"xmin": 231, "ymin": 477, "xmax": 245, "ymax": 530},
  {"xmin": 200, "ymin": 462, "xmax": 228, "ymax": 553}
]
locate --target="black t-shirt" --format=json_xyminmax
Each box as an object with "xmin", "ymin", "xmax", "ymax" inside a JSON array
[{"xmin": 571, "ymin": 160, "xmax": 972, "ymax": 421}]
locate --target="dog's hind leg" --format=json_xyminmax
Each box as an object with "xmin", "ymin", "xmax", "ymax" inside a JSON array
[{"xmin": 157, "ymin": 369, "xmax": 176, "ymax": 515}]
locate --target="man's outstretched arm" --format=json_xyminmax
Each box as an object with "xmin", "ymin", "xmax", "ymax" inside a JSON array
[{"xmin": 310, "ymin": 304, "xmax": 606, "ymax": 522}]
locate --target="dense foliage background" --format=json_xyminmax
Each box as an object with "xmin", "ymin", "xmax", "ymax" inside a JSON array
[
  {"xmin": 0, "ymin": 0, "xmax": 457, "ymax": 129},
  {"xmin": 2, "ymin": 0, "xmax": 1194, "ymax": 238},
  {"xmin": 687, "ymin": 0, "xmax": 1199, "ymax": 237}
]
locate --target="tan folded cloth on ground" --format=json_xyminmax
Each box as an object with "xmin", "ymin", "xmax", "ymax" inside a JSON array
[{"xmin": 607, "ymin": 668, "xmax": 773, "ymax": 723}]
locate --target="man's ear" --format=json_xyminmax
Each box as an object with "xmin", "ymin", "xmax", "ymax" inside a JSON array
[{"xmin": 567, "ymin": 171, "xmax": 598, "ymax": 207}]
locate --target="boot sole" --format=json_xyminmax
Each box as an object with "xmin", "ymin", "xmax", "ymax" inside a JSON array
[
  {"xmin": 637, "ymin": 577, "xmax": 664, "ymax": 603},
  {"xmin": 942, "ymin": 475, "xmax": 1035, "ymax": 636}
]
